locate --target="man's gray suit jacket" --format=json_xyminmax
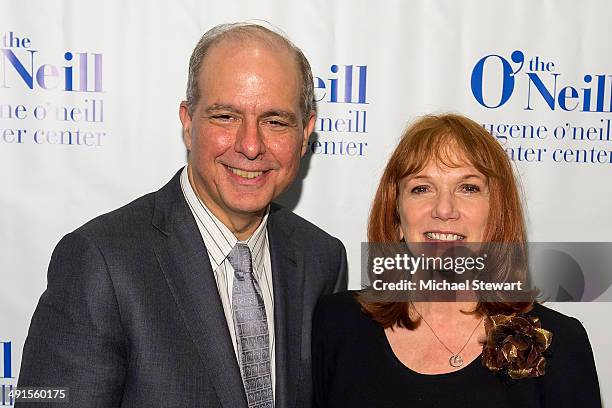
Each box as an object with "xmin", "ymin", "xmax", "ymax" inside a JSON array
[{"xmin": 17, "ymin": 170, "xmax": 348, "ymax": 407}]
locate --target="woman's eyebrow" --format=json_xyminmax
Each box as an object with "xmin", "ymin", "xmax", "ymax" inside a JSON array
[
  {"xmin": 460, "ymin": 173, "xmax": 486, "ymax": 181},
  {"xmin": 408, "ymin": 174, "xmax": 431, "ymax": 181}
]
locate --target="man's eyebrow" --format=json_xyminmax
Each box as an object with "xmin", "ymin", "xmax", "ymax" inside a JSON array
[
  {"xmin": 203, "ymin": 105, "xmax": 298, "ymax": 123},
  {"xmin": 260, "ymin": 110, "xmax": 298, "ymax": 123},
  {"xmin": 204, "ymin": 104, "xmax": 241, "ymax": 114}
]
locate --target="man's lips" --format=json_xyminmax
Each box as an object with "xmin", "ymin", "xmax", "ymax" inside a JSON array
[
  {"xmin": 223, "ymin": 164, "xmax": 272, "ymax": 183},
  {"xmin": 227, "ymin": 165, "xmax": 264, "ymax": 179}
]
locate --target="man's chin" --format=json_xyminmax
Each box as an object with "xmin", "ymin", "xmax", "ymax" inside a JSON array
[
  {"xmin": 224, "ymin": 196, "xmax": 272, "ymax": 218},
  {"xmin": 229, "ymin": 205, "xmax": 269, "ymax": 217},
  {"xmin": 221, "ymin": 185, "xmax": 281, "ymax": 212}
]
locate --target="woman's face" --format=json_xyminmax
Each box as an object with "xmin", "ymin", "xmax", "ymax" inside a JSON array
[{"xmin": 397, "ymin": 159, "xmax": 490, "ymax": 243}]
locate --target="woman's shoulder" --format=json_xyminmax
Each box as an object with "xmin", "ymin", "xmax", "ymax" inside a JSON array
[
  {"xmin": 527, "ymin": 305, "xmax": 601, "ymax": 405},
  {"xmin": 313, "ymin": 290, "xmax": 377, "ymax": 332},
  {"xmin": 315, "ymin": 290, "xmax": 364, "ymax": 319},
  {"xmin": 528, "ymin": 303, "xmax": 597, "ymax": 369},
  {"xmin": 529, "ymin": 303, "xmax": 588, "ymax": 342}
]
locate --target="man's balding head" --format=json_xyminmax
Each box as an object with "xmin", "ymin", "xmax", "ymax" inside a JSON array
[{"xmin": 185, "ymin": 23, "xmax": 315, "ymax": 126}]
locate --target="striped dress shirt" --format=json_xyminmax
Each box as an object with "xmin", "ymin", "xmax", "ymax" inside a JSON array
[{"xmin": 180, "ymin": 166, "xmax": 275, "ymax": 399}]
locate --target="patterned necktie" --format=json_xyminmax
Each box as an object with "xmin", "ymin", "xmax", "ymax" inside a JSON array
[{"xmin": 228, "ymin": 243, "xmax": 274, "ymax": 408}]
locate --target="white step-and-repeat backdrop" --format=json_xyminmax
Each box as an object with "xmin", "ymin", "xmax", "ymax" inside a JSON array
[{"xmin": 1, "ymin": 0, "xmax": 610, "ymax": 405}]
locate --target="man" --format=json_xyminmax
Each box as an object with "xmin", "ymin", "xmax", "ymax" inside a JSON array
[{"xmin": 18, "ymin": 23, "xmax": 347, "ymax": 408}]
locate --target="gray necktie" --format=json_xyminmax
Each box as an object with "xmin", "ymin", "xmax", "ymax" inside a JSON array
[{"xmin": 228, "ymin": 243, "xmax": 274, "ymax": 408}]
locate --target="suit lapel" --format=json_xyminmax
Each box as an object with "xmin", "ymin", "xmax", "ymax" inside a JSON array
[
  {"xmin": 151, "ymin": 172, "xmax": 248, "ymax": 408},
  {"xmin": 268, "ymin": 205, "xmax": 304, "ymax": 408}
]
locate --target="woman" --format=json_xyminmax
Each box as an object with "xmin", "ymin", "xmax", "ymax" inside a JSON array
[{"xmin": 312, "ymin": 114, "xmax": 601, "ymax": 407}]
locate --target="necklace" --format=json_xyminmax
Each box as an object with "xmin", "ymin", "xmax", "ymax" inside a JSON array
[{"xmin": 412, "ymin": 305, "xmax": 484, "ymax": 368}]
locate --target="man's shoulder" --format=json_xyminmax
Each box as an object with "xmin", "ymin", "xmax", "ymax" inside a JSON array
[
  {"xmin": 60, "ymin": 193, "xmax": 158, "ymax": 256},
  {"xmin": 269, "ymin": 202, "xmax": 339, "ymax": 244},
  {"xmin": 75, "ymin": 191, "xmax": 156, "ymax": 237},
  {"xmin": 72, "ymin": 172, "xmax": 181, "ymax": 243}
]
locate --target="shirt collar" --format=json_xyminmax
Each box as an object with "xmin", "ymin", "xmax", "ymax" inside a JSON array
[{"xmin": 180, "ymin": 166, "xmax": 269, "ymax": 271}]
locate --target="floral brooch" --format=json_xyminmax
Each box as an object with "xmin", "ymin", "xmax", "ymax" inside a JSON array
[{"xmin": 482, "ymin": 314, "xmax": 553, "ymax": 379}]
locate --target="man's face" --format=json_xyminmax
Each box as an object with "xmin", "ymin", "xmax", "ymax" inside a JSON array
[{"xmin": 180, "ymin": 39, "xmax": 315, "ymax": 225}]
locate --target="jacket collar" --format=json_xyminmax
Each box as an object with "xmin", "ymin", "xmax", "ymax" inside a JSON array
[{"xmin": 152, "ymin": 170, "xmax": 304, "ymax": 408}]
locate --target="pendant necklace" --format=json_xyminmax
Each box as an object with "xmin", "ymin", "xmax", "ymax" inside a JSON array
[{"xmin": 412, "ymin": 305, "xmax": 484, "ymax": 368}]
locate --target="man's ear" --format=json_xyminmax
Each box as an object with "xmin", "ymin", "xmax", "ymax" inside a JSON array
[
  {"xmin": 179, "ymin": 101, "xmax": 193, "ymax": 151},
  {"xmin": 300, "ymin": 111, "xmax": 316, "ymax": 157}
]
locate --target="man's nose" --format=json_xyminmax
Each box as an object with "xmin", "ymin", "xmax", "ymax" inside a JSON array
[
  {"xmin": 234, "ymin": 119, "xmax": 266, "ymax": 160},
  {"xmin": 431, "ymin": 190, "xmax": 459, "ymax": 221}
]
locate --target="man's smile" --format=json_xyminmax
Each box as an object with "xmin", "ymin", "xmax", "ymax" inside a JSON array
[{"xmin": 226, "ymin": 165, "xmax": 265, "ymax": 179}]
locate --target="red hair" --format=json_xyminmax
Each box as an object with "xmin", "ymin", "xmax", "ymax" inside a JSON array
[{"xmin": 358, "ymin": 113, "xmax": 532, "ymax": 329}]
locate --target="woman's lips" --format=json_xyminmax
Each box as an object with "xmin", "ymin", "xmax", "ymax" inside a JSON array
[{"xmin": 424, "ymin": 232, "xmax": 466, "ymax": 241}]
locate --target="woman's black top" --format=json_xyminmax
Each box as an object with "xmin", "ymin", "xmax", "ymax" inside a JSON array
[{"xmin": 312, "ymin": 291, "xmax": 601, "ymax": 408}]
